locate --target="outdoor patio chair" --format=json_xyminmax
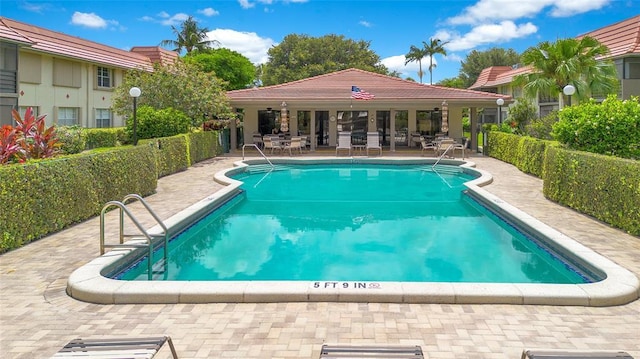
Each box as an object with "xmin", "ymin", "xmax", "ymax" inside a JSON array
[
  {"xmin": 366, "ymin": 131, "xmax": 382, "ymax": 156},
  {"xmin": 53, "ymin": 336, "xmax": 178, "ymax": 358},
  {"xmin": 284, "ymin": 136, "xmax": 303, "ymax": 156},
  {"xmin": 263, "ymin": 136, "xmax": 281, "ymax": 154},
  {"xmin": 521, "ymin": 349, "xmax": 633, "ymax": 358},
  {"xmin": 336, "ymin": 131, "xmax": 352, "ymax": 156},
  {"xmin": 320, "ymin": 344, "xmax": 424, "ymax": 358},
  {"xmin": 252, "ymin": 133, "xmax": 264, "ymax": 149},
  {"xmin": 420, "ymin": 138, "xmax": 438, "ymax": 156}
]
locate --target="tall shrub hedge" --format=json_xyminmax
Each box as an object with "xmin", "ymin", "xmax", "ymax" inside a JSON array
[
  {"xmin": 544, "ymin": 146, "xmax": 640, "ymax": 235},
  {"xmin": 0, "ymin": 145, "xmax": 157, "ymax": 252},
  {"xmin": 0, "ymin": 131, "xmax": 224, "ymax": 254},
  {"xmin": 486, "ymin": 131, "xmax": 552, "ymax": 177},
  {"xmin": 487, "ymin": 131, "xmax": 640, "ymax": 236},
  {"xmin": 188, "ymin": 131, "xmax": 220, "ymax": 164},
  {"xmin": 154, "ymin": 135, "xmax": 189, "ymax": 178}
]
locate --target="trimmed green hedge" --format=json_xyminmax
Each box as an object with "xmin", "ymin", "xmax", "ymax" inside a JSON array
[
  {"xmin": 85, "ymin": 128, "xmax": 128, "ymax": 149},
  {"xmin": 544, "ymin": 147, "xmax": 640, "ymax": 236},
  {"xmin": 0, "ymin": 145, "xmax": 157, "ymax": 252},
  {"xmin": 154, "ymin": 136, "xmax": 189, "ymax": 178},
  {"xmin": 487, "ymin": 131, "xmax": 640, "ymax": 236},
  {"xmin": 486, "ymin": 131, "xmax": 552, "ymax": 177},
  {"xmin": 0, "ymin": 131, "xmax": 224, "ymax": 254},
  {"xmin": 188, "ymin": 131, "xmax": 220, "ymax": 164}
]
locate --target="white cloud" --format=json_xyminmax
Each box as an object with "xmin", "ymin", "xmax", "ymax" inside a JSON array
[
  {"xmin": 435, "ymin": 21, "xmax": 538, "ymax": 51},
  {"xmin": 71, "ymin": 12, "xmax": 109, "ymax": 29},
  {"xmin": 359, "ymin": 20, "xmax": 372, "ymax": 28},
  {"xmin": 238, "ymin": 0, "xmax": 254, "ymax": 9},
  {"xmin": 207, "ymin": 29, "xmax": 276, "ymax": 64},
  {"xmin": 550, "ymin": 0, "xmax": 611, "ymax": 17},
  {"xmin": 447, "ymin": 0, "xmax": 611, "ymax": 25},
  {"xmin": 381, "ymin": 54, "xmax": 439, "ymax": 80},
  {"xmin": 198, "ymin": 7, "xmax": 220, "ymax": 17},
  {"xmin": 160, "ymin": 13, "xmax": 190, "ymax": 26}
]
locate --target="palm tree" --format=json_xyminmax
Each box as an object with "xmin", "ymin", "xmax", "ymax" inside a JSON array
[
  {"xmin": 423, "ymin": 38, "xmax": 448, "ymax": 85},
  {"xmin": 160, "ymin": 16, "xmax": 218, "ymax": 54},
  {"xmin": 514, "ymin": 36, "xmax": 618, "ymax": 104},
  {"xmin": 405, "ymin": 45, "xmax": 428, "ymax": 84}
]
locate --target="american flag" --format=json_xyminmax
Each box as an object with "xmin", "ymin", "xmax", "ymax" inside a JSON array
[{"xmin": 351, "ymin": 86, "xmax": 375, "ymax": 100}]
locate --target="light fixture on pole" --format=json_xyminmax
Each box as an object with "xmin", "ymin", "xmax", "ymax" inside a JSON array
[
  {"xmin": 129, "ymin": 87, "xmax": 141, "ymax": 146},
  {"xmin": 496, "ymin": 98, "xmax": 504, "ymax": 124},
  {"xmin": 563, "ymin": 84, "xmax": 576, "ymax": 107}
]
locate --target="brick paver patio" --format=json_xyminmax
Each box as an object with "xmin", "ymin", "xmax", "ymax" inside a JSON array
[{"xmin": 1, "ymin": 154, "xmax": 638, "ymax": 359}]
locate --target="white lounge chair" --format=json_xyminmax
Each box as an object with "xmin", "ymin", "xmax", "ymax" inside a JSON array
[
  {"xmin": 336, "ymin": 131, "xmax": 351, "ymax": 156},
  {"xmin": 366, "ymin": 131, "xmax": 382, "ymax": 156},
  {"xmin": 54, "ymin": 336, "xmax": 178, "ymax": 358}
]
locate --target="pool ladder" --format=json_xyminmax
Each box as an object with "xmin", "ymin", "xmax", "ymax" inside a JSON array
[
  {"xmin": 100, "ymin": 194, "xmax": 168, "ymax": 280},
  {"xmin": 242, "ymin": 144, "xmax": 274, "ymax": 169}
]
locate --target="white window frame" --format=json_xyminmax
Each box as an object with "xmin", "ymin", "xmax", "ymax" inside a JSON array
[
  {"xmin": 57, "ymin": 107, "xmax": 79, "ymax": 126},
  {"xmin": 97, "ymin": 66, "xmax": 113, "ymax": 88},
  {"xmin": 95, "ymin": 108, "xmax": 112, "ymax": 128}
]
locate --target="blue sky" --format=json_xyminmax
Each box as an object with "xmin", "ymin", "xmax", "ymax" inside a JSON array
[{"xmin": 1, "ymin": 0, "xmax": 637, "ymax": 84}]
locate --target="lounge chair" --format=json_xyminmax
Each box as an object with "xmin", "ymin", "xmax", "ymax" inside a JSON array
[
  {"xmin": 436, "ymin": 138, "xmax": 464, "ymax": 158},
  {"xmin": 53, "ymin": 336, "xmax": 178, "ymax": 358},
  {"xmin": 521, "ymin": 349, "xmax": 633, "ymax": 358},
  {"xmin": 320, "ymin": 344, "xmax": 424, "ymax": 358},
  {"xmin": 366, "ymin": 131, "xmax": 382, "ymax": 156},
  {"xmin": 336, "ymin": 131, "xmax": 351, "ymax": 156}
]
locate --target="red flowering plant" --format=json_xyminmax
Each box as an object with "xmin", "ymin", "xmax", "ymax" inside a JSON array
[
  {"xmin": 0, "ymin": 125, "xmax": 23, "ymax": 164},
  {"xmin": 0, "ymin": 108, "xmax": 59, "ymax": 165}
]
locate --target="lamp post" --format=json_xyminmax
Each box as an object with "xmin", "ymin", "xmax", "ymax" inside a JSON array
[
  {"xmin": 129, "ymin": 87, "xmax": 141, "ymax": 146},
  {"xmin": 496, "ymin": 98, "xmax": 504, "ymax": 124},
  {"xmin": 563, "ymin": 84, "xmax": 576, "ymax": 107}
]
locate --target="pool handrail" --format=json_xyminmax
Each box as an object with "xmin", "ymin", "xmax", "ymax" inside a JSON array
[{"xmin": 242, "ymin": 144, "xmax": 274, "ymax": 169}]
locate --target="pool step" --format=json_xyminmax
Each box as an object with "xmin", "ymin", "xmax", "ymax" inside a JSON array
[
  {"xmin": 419, "ymin": 165, "xmax": 463, "ymax": 174},
  {"xmin": 245, "ymin": 164, "xmax": 292, "ymax": 174}
]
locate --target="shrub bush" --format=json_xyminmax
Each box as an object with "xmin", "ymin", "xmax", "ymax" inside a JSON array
[
  {"xmin": 56, "ymin": 125, "xmax": 86, "ymax": 154},
  {"xmin": 85, "ymin": 128, "xmax": 125, "ymax": 149},
  {"xmin": 0, "ymin": 145, "xmax": 157, "ymax": 253},
  {"xmin": 188, "ymin": 131, "xmax": 221, "ymax": 164},
  {"xmin": 126, "ymin": 106, "xmax": 191, "ymax": 141},
  {"xmin": 525, "ymin": 111, "xmax": 558, "ymax": 140},
  {"xmin": 154, "ymin": 135, "xmax": 189, "ymax": 178},
  {"xmin": 544, "ymin": 146, "xmax": 640, "ymax": 236},
  {"xmin": 553, "ymin": 95, "xmax": 640, "ymax": 160}
]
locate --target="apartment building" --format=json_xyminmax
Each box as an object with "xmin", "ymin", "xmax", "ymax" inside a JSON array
[
  {"xmin": 0, "ymin": 17, "xmax": 178, "ymax": 127},
  {"xmin": 469, "ymin": 15, "xmax": 640, "ymax": 119}
]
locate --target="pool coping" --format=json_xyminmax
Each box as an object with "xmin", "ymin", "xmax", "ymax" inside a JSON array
[{"xmin": 66, "ymin": 157, "xmax": 640, "ymax": 306}]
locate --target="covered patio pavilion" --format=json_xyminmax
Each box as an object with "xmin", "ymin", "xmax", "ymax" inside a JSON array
[{"xmin": 227, "ymin": 68, "xmax": 510, "ymax": 153}]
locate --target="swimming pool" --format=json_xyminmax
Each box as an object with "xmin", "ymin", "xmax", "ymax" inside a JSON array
[
  {"xmin": 117, "ymin": 164, "xmax": 589, "ymax": 284},
  {"xmin": 67, "ymin": 158, "xmax": 640, "ymax": 306}
]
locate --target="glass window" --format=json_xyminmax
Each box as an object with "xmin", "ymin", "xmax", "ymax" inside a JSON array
[
  {"xmin": 297, "ymin": 111, "xmax": 311, "ymax": 135},
  {"xmin": 58, "ymin": 107, "xmax": 79, "ymax": 126},
  {"xmin": 394, "ymin": 110, "xmax": 408, "ymax": 147},
  {"xmin": 625, "ymin": 58, "xmax": 640, "ymax": 79},
  {"xmin": 97, "ymin": 66, "xmax": 112, "ymax": 88},
  {"xmin": 96, "ymin": 108, "xmax": 111, "ymax": 128},
  {"xmin": 416, "ymin": 110, "xmax": 441, "ymax": 136},
  {"xmin": 19, "ymin": 106, "xmax": 39, "ymax": 119}
]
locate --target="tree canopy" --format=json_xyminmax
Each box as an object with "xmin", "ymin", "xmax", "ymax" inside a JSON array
[
  {"xmin": 514, "ymin": 36, "xmax": 618, "ymax": 103},
  {"xmin": 405, "ymin": 44, "xmax": 428, "ymax": 84},
  {"xmin": 260, "ymin": 34, "xmax": 390, "ymax": 85},
  {"xmin": 185, "ymin": 48, "xmax": 255, "ymax": 90},
  {"xmin": 112, "ymin": 60, "xmax": 233, "ymax": 126},
  {"xmin": 459, "ymin": 47, "xmax": 521, "ymax": 88},
  {"xmin": 159, "ymin": 16, "xmax": 218, "ymax": 54}
]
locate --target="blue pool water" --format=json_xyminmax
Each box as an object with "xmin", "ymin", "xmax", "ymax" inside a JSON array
[{"xmin": 117, "ymin": 164, "xmax": 590, "ymax": 284}]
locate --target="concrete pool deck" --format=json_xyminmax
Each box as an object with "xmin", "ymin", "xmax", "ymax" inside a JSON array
[{"xmin": 1, "ymin": 153, "xmax": 639, "ymax": 358}]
